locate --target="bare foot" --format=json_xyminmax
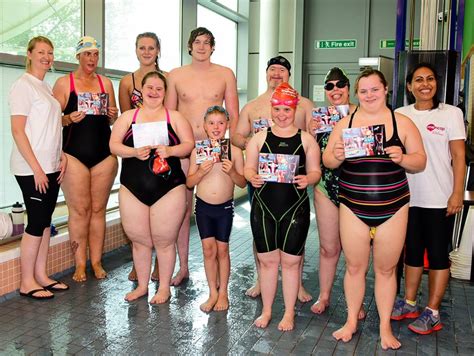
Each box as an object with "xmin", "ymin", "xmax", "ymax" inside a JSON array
[
  {"xmin": 151, "ymin": 265, "xmax": 159, "ymax": 282},
  {"xmin": 92, "ymin": 263, "xmax": 107, "ymax": 279},
  {"xmin": 245, "ymin": 281, "xmax": 261, "ymax": 298},
  {"xmin": 128, "ymin": 265, "xmax": 138, "ymax": 281},
  {"xmin": 124, "ymin": 286, "xmax": 148, "ymax": 302},
  {"xmin": 380, "ymin": 327, "xmax": 401, "ymax": 350},
  {"xmin": 170, "ymin": 269, "xmax": 189, "ymax": 286},
  {"xmin": 298, "ymin": 285, "xmax": 313, "ymax": 303},
  {"xmin": 72, "ymin": 266, "xmax": 87, "ymax": 282},
  {"xmin": 213, "ymin": 292, "xmax": 229, "ymax": 311},
  {"xmin": 332, "ymin": 322, "xmax": 357, "ymax": 342},
  {"xmin": 358, "ymin": 304, "xmax": 367, "ymax": 320},
  {"xmin": 278, "ymin": 311, "xmax": 295, "ymax": 331},
  {"xmin": 254, "ymin": 313, "xmax": 272, "ymax": 328},
  {"xmin": 200, "ymin": 293, "xmax": 219, "ymax": 312},
  {"xmin": 150, "ymin": 288, "xmax": 171, "ymax": 304},
  {"xmin": 311, "ymin": 299, "xmax": 329, "ymax": 314}
]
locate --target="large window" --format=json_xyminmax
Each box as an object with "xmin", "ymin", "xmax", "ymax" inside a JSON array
[
  {"xmin": 0, "ymin": 0, "xmax": 82, "ymax": 63},
  {"xmin": 104, "ymin": 0, "xmax": 181, "ymax": 72},
  {"xmin": 197, "ymin": 5, "xmax": 237, "ymax": 74},
  {"xmin": 1, "ymin": 0, "xmax": 82, "ymax": 210}
]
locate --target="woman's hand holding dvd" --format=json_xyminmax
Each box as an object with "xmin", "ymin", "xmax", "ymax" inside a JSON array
[
  {"xmin": 333, "ymin": 140, "xmax": 345, "ymax": 161},
  {"xmin": 135, "ymin": 145, "xmax": 152, "ymax": 161},
  {"xmin": 385, "ymin": 146, "xmax": 403, "ymax": 164}
]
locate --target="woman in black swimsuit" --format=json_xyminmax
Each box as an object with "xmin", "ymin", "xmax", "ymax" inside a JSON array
[
  {"xmin": 245, "ymin": 83, "xmax": 321, "ymax": 331},
  {"xmin": 323, "ymin": 69, "xmax": 426, "ymax": 350},
  {"xmin": 118, "ymin": 32, "xmax": 166, "ymax": 281},
  {"xmin": 119, "ymin": 32, "xmax": 167, "ymax": 113},
  {"xmin": 111, "ymin": 71, "xmax": 194, "ymax": 304},
  {"xmin": 53, "ymin": 36, "xmax": 118, "ymax": 283}
]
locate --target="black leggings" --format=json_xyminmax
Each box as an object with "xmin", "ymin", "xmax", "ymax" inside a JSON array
[
  {"xmin": 15, "ymin": 172, "xmax": 60, "ymax": 237},
  {"xmin": 404, "ymin": 207, "xmax": 454, "ymax": 270}
]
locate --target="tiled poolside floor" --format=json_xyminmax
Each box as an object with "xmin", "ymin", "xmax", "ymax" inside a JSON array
[{"xmin": 0, "ymin": 198, "xmax": 473, "ymax": 355}]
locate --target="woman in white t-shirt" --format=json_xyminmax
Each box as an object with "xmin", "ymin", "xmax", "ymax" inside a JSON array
[
  {"xmin": 392, "ymin": 62, "xmax": 466, "ymax": 335},
  {"xmin": 9, "ymin": 36, "xmax": 68, "ymax": 300}
]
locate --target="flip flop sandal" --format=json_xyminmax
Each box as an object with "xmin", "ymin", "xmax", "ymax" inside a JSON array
[
  {"xmin": 20, "ymin": 288, "xmax": 54, "ymax": 300},
  {"xmin": 43, "ymin": 281, "xmax": 69, "ymax": 292}
]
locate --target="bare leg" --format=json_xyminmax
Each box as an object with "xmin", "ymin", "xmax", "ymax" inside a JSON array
[
  {"xmin": 119, "ymin": 187, "xmax": 152, "ymax": 301},
  {"xmin": 214, "ymin": 241, "xmax": 230, "ymax": 311},
  {"xmin": 20, "ymin": 231, "xmax": 53, "ymax": 298},
  {"xmin": 150, "ymin": 185, "xmax": 187, "ymax": 304},
  {"xmin": 404, "ymin": 265, "xmax": 423, "ymax": 301},
  {"xmin": 245, "ymin": 243, "xmax": 261, "ymax": 298},
  {"xmin": 151, "ymin": 256, "xmax": 159, "ymax": 281},
  {"xmin": 34, "ymin": 227, "xmax": 68, "ymax": 290},
  {"xmin": 126, "ymin": 242, "xmax": 152, "ymax": 301},
  {"xmin": 61, "ymin": 154, "xmax": 91, "ymax": 282},
  {"xmin": 427, "ymin": 269, "xmax": 449, "ymax": 310},
  {"xmin": 254, "ymin": 250, "xmax": 280, "ymax": 328},
  {"xmin": 312, "ymin": 190, "xmax": 340, "ymax": 314},
  {"xmin": 128, "ymin": 243, "xmax": 138, "ymax": 281},
  {"xmin": 298, "ymin": 254, "xmax": 312, "ymax": 303},
  {"xmin": 333, "ymin": 204, "xmax": 370, "ymax": 343},
  {"xmin": 279, "ymin": 252, "xmax": 302, "ymax": 331},
  {"xmin": 373, "ymin": 205, "xmax": 408, "ymax": 350},
  {"xmin": 171, "ymin": 158, "xmax": 191, "ymax": 286},
  {"xmin": 89, "ymin": 156, "xmax": 118, "ymax": 279},
  {"xmin": 200, "ymin": 238, "xmax": 219, "ymax": 312}
]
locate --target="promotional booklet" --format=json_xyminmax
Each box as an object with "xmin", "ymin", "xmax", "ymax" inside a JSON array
[
  {"xmin": 77, "ymin": 93, "xmax": 109, "ymax": 115},
  {"xmin": 252, "ymin": 117, "xmax": 273, "ymax": 134},
  {"xmin": 258, "ymin": 153, "xmax": 300, "ymax": 183},
  {"xmin": 195, "ymin": 139, "xmax": 230, "ymax": 164},
  {"xmin": 342, "ymin": 124, "xmax": 385, "ymax": 158},
  {"xmin": 132, "ymin": 121, "xmax": 169, "ymax": 148},
  {"xmin": 312, "ymin": 104, "xmax": 350, "ymax": 134}
]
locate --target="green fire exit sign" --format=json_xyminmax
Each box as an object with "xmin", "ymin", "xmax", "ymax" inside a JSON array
[
  {"xmin": 380, "ymin": 39, "xmax": 421, "ymax": 49},
  {"xmin": 314, "ymin": 39, "xmax": 357, "ymax": 49}
]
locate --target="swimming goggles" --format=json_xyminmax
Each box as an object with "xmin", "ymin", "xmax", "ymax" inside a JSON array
[
  {"xmin": 324, "ymin": 80, "xmax": 348, "ymax": 91},
  {"xmin": 270, "ymin": 98, "xmax": 299, "ymax": 107},
  {"xmin": 206, "ymin": 105, "xmax": 229, "ymax": 120}
]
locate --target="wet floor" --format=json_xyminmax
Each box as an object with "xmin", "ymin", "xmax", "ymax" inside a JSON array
[{"xmin": 0, "ymin": 198, "xmax": 473, "ymax": 355}]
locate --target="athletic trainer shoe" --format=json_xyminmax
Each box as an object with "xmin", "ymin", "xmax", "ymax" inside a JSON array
[
  {"xmin": 408, "ymin": 308, "xmax": 443, "ymax": 335},
  {"xmin": 391, "ymin": 298, "xmax": 421, "ymax": 320}
]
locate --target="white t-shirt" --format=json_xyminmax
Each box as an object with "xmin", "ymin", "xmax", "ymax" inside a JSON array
[
  {"xmin": 396, "ymin": 103, "xmax": 465, "ymax": 208},
  {"xmin": 9, "ymin": 73, "xmax": 62, "ymax": 176}
]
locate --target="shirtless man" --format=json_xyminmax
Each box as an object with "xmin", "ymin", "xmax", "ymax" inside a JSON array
[
  {"xmin": 232, "ymin": 56, "xmax": 314, "ymax": 302},
  {"xmin": 165, "ymin": 27, "xmax": 239, "ymax": 285},
  {"xmin": 232, "ymin": 56, "xmax": 313, "ymax": 149}
]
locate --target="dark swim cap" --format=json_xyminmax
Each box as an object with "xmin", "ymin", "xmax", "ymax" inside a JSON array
[
  {"xmin": 324, "ymin": 67, "xmax": 349, "ymax": 83},
  {"xmin": 266, "ymin": 56, "xmax": 291, "ymax": 75}
]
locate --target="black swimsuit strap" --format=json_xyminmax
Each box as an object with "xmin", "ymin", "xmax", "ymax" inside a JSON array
[
  {"xmin": 348, "ymin": 110, "xmax": 356, "ymax": 128},
  {"xmin": 390, "ymin": 109, "xmax": 399, "ymax": 140},
  {"xmin": 131, "ymin": 72, "xmax": 137, "ymax": 89}
]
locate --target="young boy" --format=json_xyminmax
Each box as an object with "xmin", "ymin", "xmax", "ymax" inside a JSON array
[{"xmin": 186, "ymin": 105, "xmax": 246, "ymax": 312}]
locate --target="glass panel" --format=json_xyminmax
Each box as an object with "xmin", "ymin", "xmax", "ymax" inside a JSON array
[
  {"xmin": 104, "ymin": 0, "xmax": 181, "ymax": 72},
  {"xmin": 215, "ymin": 0, "xmax": 238, "ymax": 11},
  {"xmin": 197, "ymin": 5, "xmax": 237, "ymax": 73},
  {"xmin": 0, "ymin": 0, "xmax": 82, "ymax": 63},
  {"xmin": 1, "ymin": 66, "xmax": 122, "ymax": 221}
]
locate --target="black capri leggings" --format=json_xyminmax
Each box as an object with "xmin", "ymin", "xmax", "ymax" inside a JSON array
[
  {"xmin": 15, "ymin": 172, "xmax": 60, "ymax": 237},
  {"xmin": 404, "ymin": 207, "xmax": 455, "ymax": 270}
]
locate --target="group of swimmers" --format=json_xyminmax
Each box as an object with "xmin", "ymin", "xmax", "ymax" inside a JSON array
[{"xmin": 9, "ymin": 26, "xmax": 466, "ymax": 351}]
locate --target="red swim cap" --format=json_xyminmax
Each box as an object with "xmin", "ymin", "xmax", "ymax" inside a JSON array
[{"xmin": 271, "ymin": 82, "xmax": 299, "ymax": 108}]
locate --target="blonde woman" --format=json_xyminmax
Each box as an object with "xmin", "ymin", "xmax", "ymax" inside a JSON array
[{"xmin": 9, "ymin": 36, "xmax": 68, "ymax": 299}]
